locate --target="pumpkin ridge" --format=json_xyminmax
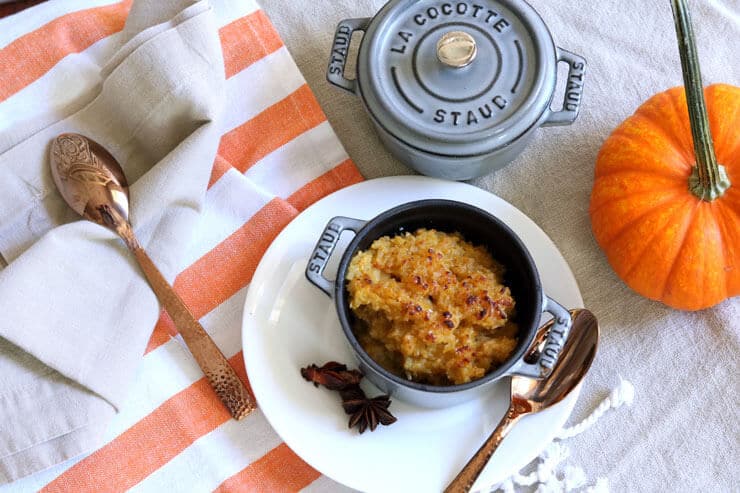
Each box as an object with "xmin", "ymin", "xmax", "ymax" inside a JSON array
[
  {"xmin": 658, "ymin": 202, "xmax": 700, "ymax": 303},
  {"xmin": 720, "ymin": 188, "xmax": 740, "ymax": 216},
  {"xmin": 718, "ymin": 134, "xmax": 740, "ymax": 168},
  {"xmin": 708, "ymin": 85, "xmax": 740, "ymax": 164},
  {"xmin": 666, "ymin": 87, "xmax": 696, "ymax": 159},
  {"xmin": 618, "ymin": 198, "xmax": 696, "ymax": 283},
  {"xmin": 594, "ymin": 152, "xmax": 689, "ymax": 180},
  {"xmin": 589, "ymin": 172, "xmax": 686, "ymax": 208},
  {"xmin": 590, "ymin": 189, "xmax": 688, "ymax": 236},
  {"xmin": 706, "ymin": 202, "xmax": 732, "ymax": 304},
  {"xmin": 638, "ymin": 94, "xmax": 695, "ymax": 168},
  {"xmin": 595, "ymin": 133, "xmax": 691, "ymax": 179},
  {"xmin": 713, "ymin": 203, "xmax": 740, "ymax": 297}
]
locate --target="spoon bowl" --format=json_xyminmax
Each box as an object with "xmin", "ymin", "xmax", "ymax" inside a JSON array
[
  {"xmin": 445, "ymin": 308, "xmax": 599, "ymax": 493},
  {"xmin": 50, "ymin": 134, "xmax": 130, "ymax": 233}
]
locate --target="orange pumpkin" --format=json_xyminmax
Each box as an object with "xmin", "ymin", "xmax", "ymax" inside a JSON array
[
  {"xmin": 590, "ymin": 85, "xmax": 739, "ymax": 310},
  {"xmin": 589, "ymin": 0, "xmax": 739, "ymax": 311}
]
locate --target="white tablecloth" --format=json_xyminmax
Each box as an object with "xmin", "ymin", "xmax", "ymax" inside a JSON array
[{"xmin": 258, "ymin": 0, "xmax": 739, "ymax": 490}]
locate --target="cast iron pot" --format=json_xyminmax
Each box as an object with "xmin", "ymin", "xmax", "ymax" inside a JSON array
[
  {"xmin": 327, "ymin": 0, "xmax": 586, "ymax": 180},
  {"xmin": 305, "ymin": 200, "xmax": 572, "ymax": 408}
]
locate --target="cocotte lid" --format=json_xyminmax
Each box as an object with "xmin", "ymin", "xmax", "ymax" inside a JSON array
[{"xmin": 356, "ymin": 0, "xmax": 560, "ymax": 157}]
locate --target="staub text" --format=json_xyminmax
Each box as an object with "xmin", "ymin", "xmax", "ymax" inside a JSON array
[
  {"xmin": 329, "ymin": 25, "xmax": 351, "ymax": 76},
  {"xmin": 564, "ymin": 60, "xmax": 585, "ymax": 112},
  {"xmin": 391, "ymin": 2, "xmax": 511, "ymax": 55},
  {"xmin": 308, "ymin": 222, "xmax": 341, "ymax": 274}
]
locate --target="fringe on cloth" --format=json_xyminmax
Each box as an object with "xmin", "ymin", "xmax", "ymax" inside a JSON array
[{"xmin": 489, "ymin": 377, "xmax": 635, "ymax": 493}]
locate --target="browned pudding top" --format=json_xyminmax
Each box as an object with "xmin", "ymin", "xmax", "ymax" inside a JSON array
[{"xmin": 346, "ymin": 228, "xmax": 518, "ymax": 386}]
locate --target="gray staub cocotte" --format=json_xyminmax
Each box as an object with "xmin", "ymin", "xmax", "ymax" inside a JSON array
[{"xmin": 328, "ymin": 0, "xmax": 586, "ymax": 180}]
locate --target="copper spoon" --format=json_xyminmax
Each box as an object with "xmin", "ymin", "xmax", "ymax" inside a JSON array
[
  {"xmin": 444, "ymin": 309, "xmax": 599, "ymax": 493},
  {"xmin": 50, "ymin": 133, "xmax": 255, "ymax": 420}
]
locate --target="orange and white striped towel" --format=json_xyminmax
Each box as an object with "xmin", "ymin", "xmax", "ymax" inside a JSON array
[{"xmin": 0, "ymin": 0, "xmax": 361, "ymax": 491}]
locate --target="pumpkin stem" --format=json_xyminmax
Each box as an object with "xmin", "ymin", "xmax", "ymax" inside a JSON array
[{"xmin": 671, "ymin": 0, "xmax": 730, "ymax": 201}]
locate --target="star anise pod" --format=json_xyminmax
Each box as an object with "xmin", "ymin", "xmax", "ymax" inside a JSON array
[
  {"xmin": 300, "ymin": 361, "xmax": 363, "ymax": 390},
  {"xmin": 340, "ymin": 387, "xmax": 397, "ymax": 434},
  {"xmin": 301, "ymin": 361, "xmax": 397, "ymax": 434}
]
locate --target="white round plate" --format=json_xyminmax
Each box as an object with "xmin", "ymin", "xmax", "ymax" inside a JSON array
[{"xmin": 242, "ymin": 176, "xmax": 583, "ymax": 493}]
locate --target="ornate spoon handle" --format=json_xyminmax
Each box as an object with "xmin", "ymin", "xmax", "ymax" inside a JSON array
[
  {"xmin": 444, "ymin": 409, "xmax": 521, "ymax": 493},
  {"xmin": 131, "ymin": 240, "xmax": 256, "ymax": 420}
]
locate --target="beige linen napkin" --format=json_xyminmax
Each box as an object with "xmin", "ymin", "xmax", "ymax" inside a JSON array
[{"xmin": 0, "ymin": 0, "xmax": 225, "ymax": 482}]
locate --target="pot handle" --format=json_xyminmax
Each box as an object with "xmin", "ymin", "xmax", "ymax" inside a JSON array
[
  {"xmin": 543, "ymin": 48, "xmax": 587, "ymax": 127},
  {"xmin": 507, "ymin": 296, "xmax": 573, "ymax": 379},
  {"xmin": 305, "ymin": 216, "xmax": 367, "ymax": 298},
  {"xmin": 327, "ymin": 18, "xmax": 371, "ymax": 94}
]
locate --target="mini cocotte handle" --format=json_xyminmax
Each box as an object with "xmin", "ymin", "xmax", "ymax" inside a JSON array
[
  {"xmin": 327, "ymin": 18, "xmax": 371, "ymax": 94},
  {"xmin": 508, "ymin": 296, "xmax": 573, "ymax": 379},
  {"xmin": 305, "ymin": 216, "xmax": 367, "ymax": 297},
  {"xmin": 543, "ymin": 48, "xmax": 587, "ymax": 127}
]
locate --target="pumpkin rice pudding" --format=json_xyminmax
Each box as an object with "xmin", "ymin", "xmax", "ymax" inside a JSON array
[{"xmin": 346, "ymin": 228, "xmax": 518, "ymax": 386}]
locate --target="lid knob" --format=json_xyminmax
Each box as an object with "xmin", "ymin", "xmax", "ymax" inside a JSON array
[{"xmin": 436, "ymin": 31, "xmax": 478, "ymax": 68}]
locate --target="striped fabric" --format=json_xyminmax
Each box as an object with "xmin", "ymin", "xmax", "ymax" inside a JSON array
[{"xmin": 0, "ymin": 1, "xmax": 362, "ymax": 491}]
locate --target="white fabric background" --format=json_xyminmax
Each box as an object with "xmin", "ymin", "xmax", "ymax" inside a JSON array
[{"xmin": 258, "ymin": 0, "xmax": 739, "ymax": 491}]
